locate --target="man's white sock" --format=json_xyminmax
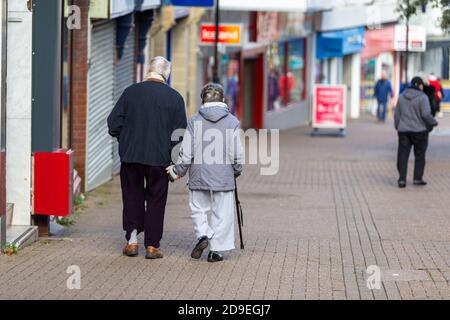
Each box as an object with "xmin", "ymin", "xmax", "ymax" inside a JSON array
[{"xmin": 128, "ymin": 229, "xmax": 138, "ymax": 245}]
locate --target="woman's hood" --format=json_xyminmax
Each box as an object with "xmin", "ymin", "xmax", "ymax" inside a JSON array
[
  {"xmin": 199, "ymin": 102, "xmax": 230, "ymax": 123},
  {"xmin": 403, "ymin": 88, "xmax": 423, "ymax": 101}
]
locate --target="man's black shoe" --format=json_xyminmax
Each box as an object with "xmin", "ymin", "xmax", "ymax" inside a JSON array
[
  {"xmin": 398, "ymin": 181, "xmax": 406, "ymax": 188},
  {"xmin": 207, "ymin": 251, "xmax": 223, "ymax": 263},
  {"xmin": 191, "ymin": 236, "xmax": 209, "ymax": 259},
  {"xmin": 413, "ymin": 180, "xmax": 427, "ymax": 186}
]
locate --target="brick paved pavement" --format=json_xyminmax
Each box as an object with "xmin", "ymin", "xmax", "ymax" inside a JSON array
[{"xmin": 1, "ymin": 116, "xmax": 449, "ymax": 300}]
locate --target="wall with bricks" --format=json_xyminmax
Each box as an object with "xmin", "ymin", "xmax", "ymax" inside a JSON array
[
  {"xmin": 170, "ymin": 10, "xmax": 205, "ymax": 117},
  {"xmin": 70, "ymin": 0, "xmax": 89, "ymax": 192}
]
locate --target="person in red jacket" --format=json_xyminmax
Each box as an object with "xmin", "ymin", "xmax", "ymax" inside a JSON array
[
  {"xmin": 428, "ymin": 73, "xmax": 445, "ymax": 116},
  {"xmin": 278, "ymin": 71, "xmax": 296, "ymax": 106}
]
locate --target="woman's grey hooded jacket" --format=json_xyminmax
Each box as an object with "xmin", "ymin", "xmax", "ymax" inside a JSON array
[
  {"xmin": 394, "ymin": 88, "xmax": 438, "ymax": 133},
  {"xmin": 174, "ymin": 102, "xmax": 243, "ymax": 192}
]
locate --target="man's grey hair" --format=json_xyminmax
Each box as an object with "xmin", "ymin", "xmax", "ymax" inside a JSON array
[
  {"xmin": 201, "ymin": 83, "xmax": 225, "ymax": 104},
  {"xmin": 148, "ymin": 56, "xmax": 171, "ymax": 81}
]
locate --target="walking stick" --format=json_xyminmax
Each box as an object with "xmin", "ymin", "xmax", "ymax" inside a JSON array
[{"xmin": 234, "ymin": 179, "xmax": 244, "ymax": 250}]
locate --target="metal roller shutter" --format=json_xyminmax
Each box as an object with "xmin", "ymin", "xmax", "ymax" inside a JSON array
[
  {"xmin": 112, "ymin": 27, "xmax": 136, "ymax": 174},
  {"xmin": 87, "ymin": 21, "xmax": 116, "ymax": 191}
]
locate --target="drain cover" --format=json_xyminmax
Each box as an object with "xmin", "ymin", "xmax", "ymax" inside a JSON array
[
  {"xmin": 382, "ymin": 269, "xmax": 431, "ymax": 281},
  {"xmin": 359, "ymin": 267, "xmax": 431, "ymax": 282}
]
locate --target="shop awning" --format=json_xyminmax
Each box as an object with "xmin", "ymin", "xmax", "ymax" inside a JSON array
[
  {"xmin": 90, "ymin": 0, "xmax": 161, "ymax": 19},
  {"xmin": 219, "ymin": 0, "xmax": 307, "ymax": 12},
  {"xmin": 169, "ymin": 0, "xmax": 214, "ymax": 6},
  {"xmin": 361, "ymin": 26, "xmax": 395, "ymax": 60},
  {"xmin": 316, "ymin": 27, "xmax": 365, "ymax": 60},
  {"xmin": 136, "ymin": 0, "xmax": 162, "ymax": 11},
  {"xmin": 361, "ymin": 25, "xmax": 426, "ymax": 60}
]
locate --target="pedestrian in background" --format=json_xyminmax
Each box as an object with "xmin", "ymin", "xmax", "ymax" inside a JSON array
[
  {"xmin": 374, "ymin": 72, "xmax": 394, "ymax": 122},
  {"xmin": 428, "ymin": 73, "xmax": 445, "ymax": 117},
  {"xmin": 268, "ymin": 69, "xmax": 280, "ymax": 111},
  {"xmin": 394, "ymin": 76, "xmax": 438, "ymax": 189},
  {"xmin": 166, "ymin": 83, "xmax": 243, "ymax": 263},
  {"xmin": 108, "ymin": 56, "xmax": 187, "ymax": 259}
]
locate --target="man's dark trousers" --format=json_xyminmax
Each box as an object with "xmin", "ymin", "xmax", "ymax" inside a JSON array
[
  {"xmin": 120, "ymin": 163, "xmax": 169, "ymax": 248},
  {"xmin": 377, "ymin": 101, "xmax": 387, "ymax": 121},
  {"xmin": 397, "ymin": 132, "xmax": 429, "ymax": 182}
]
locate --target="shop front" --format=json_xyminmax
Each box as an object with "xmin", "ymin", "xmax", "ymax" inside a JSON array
[
  {"xmin": 234, "ymin": 15, "xmax": 309, "ymax": 130},
  {"xmin": 360, "ymin": 26, "xmax": 398, "ymax": 115},
  {"xmin": 313, "ymin": 3, "xmax": 399, "ymax": 118},
  {"xmin": 199, "ymin": 6, "xmax": 309, "ymax": 130},
  {"xmin": 85, "ymin": 0, "xmax": 159, "ymax": 191},
  {"xmin": 241, "ymin": 48, "xmax": 264, "ymax": 129},
  {"xmin": 265, "ymin": 37, "xmax": 307, "ymax": 127},
  {"xmin": 427, "ymin": 40, "xmax": 450, "ymax": 113},
  {"xmin": 316, "ymin": 27, "xmax": 365, "ymax": 119},
  {"xmin": 360, "ymin": 24, "xmax": 426, "ymax": 115},
  {"xmin": 263, "ymin": 11, "xmax": 311, "ymax": 130}
]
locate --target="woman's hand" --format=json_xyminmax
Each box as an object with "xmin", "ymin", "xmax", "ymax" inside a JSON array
[{"xmin": 166, "ymin": 165, "xmax": 180, "ymax": 182}]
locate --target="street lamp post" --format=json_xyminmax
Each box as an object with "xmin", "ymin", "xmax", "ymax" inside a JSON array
[{"xmin": 212, "ymin": 0, "xmax": 220, "ymax": 83}]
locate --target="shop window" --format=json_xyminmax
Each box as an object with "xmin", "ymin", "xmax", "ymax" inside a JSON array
[
  {"xmin": 362, "ymin": 59, "xmax": 376, "ymax": 82},
  {"xmin": 224, "ymin": 59, "xmax": 240, "ymax": 115},
  {"xmin": 267, "ymin": 38, "xmax": 306, "ymax": 111}
]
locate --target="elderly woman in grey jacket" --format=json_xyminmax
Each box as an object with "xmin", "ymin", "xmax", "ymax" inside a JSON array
[{"xmin": 166, "ymin": 83, "xmax": 243, "ymax": 262}]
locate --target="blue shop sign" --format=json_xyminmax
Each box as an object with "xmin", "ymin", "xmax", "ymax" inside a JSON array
[
  {"xmin": 136, "ymin": 0, "xmax": 162, "ymax": 11},
  {"xmin": 316, "ymin": 27, "xmax": 365, "ymax": 60},
  {"xmin": 110, "ymin": 1, "xmax": 161, "ymax": 19},
  {"xmin": 167, "ymin": 0, "xmax": 214, "ymax": 6}
]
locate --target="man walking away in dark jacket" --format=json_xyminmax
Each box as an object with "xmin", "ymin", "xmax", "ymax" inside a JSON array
[
  {"xmin": 374, "ymin": 72, "xmax": 394, "ymax": 122},
  {"xmin": 108, "ymin": 56, "xmax": 187, "ymax": 259},
  {"xmin": 394, "ymin": 76, "xmax": 438, "ymax": 189}
]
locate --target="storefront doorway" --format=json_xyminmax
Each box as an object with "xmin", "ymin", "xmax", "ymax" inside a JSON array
[
  {"xmin": 242, "ymin": 55, "xmax": 264, "ymax": 129},
  {"xmin": 242, "ymin": 59, "xmax": 255, "ymax": 129}
]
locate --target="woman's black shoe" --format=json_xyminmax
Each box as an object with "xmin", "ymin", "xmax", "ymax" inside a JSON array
[
  {"xmin": 207, "ymin": 251, "xmax": 223, "ymax": 263},
  {"xmin": 398, "ymin": 181, "xmax": 406, "ymax": 188},
  {"xmin": 191, "ymin": 236, "xmax": 209, "ymax": 259}
]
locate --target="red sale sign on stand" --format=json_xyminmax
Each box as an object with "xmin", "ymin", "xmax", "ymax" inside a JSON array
[{"xmin": 312, "ymin": 85, "xmax": 347, "ymax": 130}]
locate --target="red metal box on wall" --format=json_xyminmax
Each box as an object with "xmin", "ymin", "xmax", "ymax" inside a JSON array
[{"xmin": 33, "ymin": 149, "xmax": 74, "ymax": 217}]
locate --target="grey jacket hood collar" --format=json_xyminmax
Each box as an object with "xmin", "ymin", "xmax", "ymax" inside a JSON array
[
  {"xmin": 199, "ymin": 102, "xmax": 230, "ymax": 123},
  {"xmin": 403, "ymin": 88, "xmax": 423, "ymax": 101}
]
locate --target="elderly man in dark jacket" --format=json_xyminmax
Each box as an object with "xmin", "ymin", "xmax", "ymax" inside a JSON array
[
  {"xmin": 108, "ymin": 56, "xmax": 187, "ymax": 259},
  {"xmin": 394, "ymin": 76, "xmax": 438, "ymax": 189}
]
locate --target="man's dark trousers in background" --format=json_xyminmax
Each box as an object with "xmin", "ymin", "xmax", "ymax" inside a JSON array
[
  {"xmin": 397, "ymin": 132, "xmax": 429, "ymax": 182},
  {"xmin": 120, "ymin": 163, "xmax": 169, "ymax": 248}
]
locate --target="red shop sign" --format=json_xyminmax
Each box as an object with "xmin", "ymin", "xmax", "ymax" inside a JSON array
[
  {"xmin": 200, "ymin": 24, "xmax": 242, "ymax": 45},
  {"xmin": 312, "ymin": 85, "xmax": 347, "ymax": 129}
]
